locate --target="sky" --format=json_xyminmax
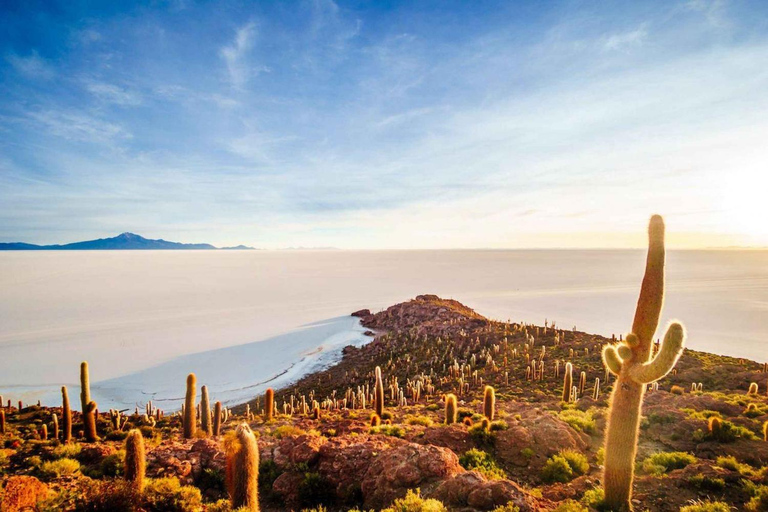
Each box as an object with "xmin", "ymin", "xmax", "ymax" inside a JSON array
[{"xmin": 1, "ymin": 0, "xmax": 767, "ymax": 249}]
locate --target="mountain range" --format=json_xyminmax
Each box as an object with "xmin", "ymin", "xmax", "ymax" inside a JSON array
[{"xmin": 0, "ymin": 232, "xmax": 255, "ymax": 250}]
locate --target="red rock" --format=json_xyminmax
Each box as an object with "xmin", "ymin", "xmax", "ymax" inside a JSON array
[
  {"xmin": 433, "ymin": 471, "xmax": 553, "ymax": 511},
  {"xmin": 360, "ymin": 442, "xmax": 463, "ymax": 509},
  {"xmin": 1, "ymin": 476, "xmax": 49, "ymax": 512}
]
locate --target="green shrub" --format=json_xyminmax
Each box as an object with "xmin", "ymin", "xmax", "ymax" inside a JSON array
[
  {"xmin": 381, "ymin": 489, "xmax": 447, "ymax": 512},
  {"xmin": 259, "ymin": 458, "xmax": 282, "ymax": 501},
  {"xmin": 51, "ymin": 443, "xmax": 81, "ymax": 459},
  {"xmin": 459, "ymin": 449, "xmax": 506, "ymax": 480},
  {"xmin": 40, "ymin": 457, "xmax": 80, "ymax": 478},
  {"xmin": 581, "ymin": 487, "xmax": 605, "ymax": 509},
  {"xmin": 553, "ymin": 501, "xmax": 588, "ymax": 512},
  {"xmin": 680, "ymin": 501, "xmax": 731, "ymax": 512},
  {"xmin": 407, "ymin": 416, "xmax": 433, "ymax": 427},
  {"xmin": 143, "ymin": 477, "xmax": 202, "ymax": 512},
  {"xmin": 468, "ymin": 423, "xmax": 495, "ymax": 446},
  {"xmin": 558, "ymin": 450, "xmax": 589, "ymax": 476},
  {"xmin": 272, "ymin": 425, "xmax": 307, "ymax": 439},
  {"xmin": 558, "ymin": 409, "xmax": 596, "ymax": 434},
  {"xmin": 641, "ymin": 452, "xmax": 696, "ymax": 476},
  {"xmin": 687, "ymin": 474, "xmax": 726, "ymax": 491},
  {"xmin": 715, "ymin": 455, "xmax": 754, "ymax": 475},
  {"xmin": 542, "ymin": 449, "xmax": 589, "ymax": 483},
  {"xmin": 101, "ymin": 450, "xmax": 125, "ymax": 477},
  {"xmin": 491, "ymin": 505, "xmax": 520, "ymax": 512},
  {"xmin": 747, "ymin": 485, "xmax": 768, "ymax": 511},
  {"xmin": 298, "ymin": 472, "xmax": 334, "ymax": 508},
  {"xmin": 369, "ymin": 425, "xmax": 405, "ymax": 438},
  {"xmin": 541, "ymin": 455, "xmax": 573, "ymax": 483},
  {"xmin": 39, "ymin": 478, "xmax": 137, "ymax": 512},
  {"xmin": 696, "ymin": 419, "xmax": 757, "ymax": 443}
]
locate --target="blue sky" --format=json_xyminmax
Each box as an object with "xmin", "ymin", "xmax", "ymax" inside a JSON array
[{"xmin": 1, "ymin": 0, "xmax": 767, "ymax": 248}]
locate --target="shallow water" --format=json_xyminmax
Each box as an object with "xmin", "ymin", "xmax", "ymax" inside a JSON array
[{"xmin": 1, "ymin": 249, "xmax": 766, "ymax": 410}]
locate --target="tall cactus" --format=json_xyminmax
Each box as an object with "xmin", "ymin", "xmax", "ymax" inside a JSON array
[
  {"xmin": 201, "ymin": 385, "xmax": 212, "ymax": 436},
  {"xmin": 80, "ymin": 361, "xmax": 90, "ymax": 414},
  {"xmin": 62, "ymin": 386, "xmax": 72, "ymax": 444},
  {"xmin": 562, "ymin": 362, "xmax": 573, "ymax": 402},
  {"xmin": 600, "ymin": 216, "xmax": 686, "ymax": 511},
  {"xmin": 227, "ymin": 423, "xmax": 260, "ymax": 511},
  {"xmin": 265, "ymin": 388, "xmax": 274, "ymax": 421},
  {"xmin": 214, "ymin": 401, "xmax": 222, "ymax": 436},
  {"xmin": 125, "ymin": 429, "xmax": 146, "ymax": 492},
  {"xmin": 84, "ymin": 400, "xmax": 98, "ymax": 442},
  {"xmin": 445, "ymin": 393, "xmax": 458, "ymax": 424},
  {"xmin": 374, "ymin": 366, "xmax": 385, "ymax": 418},
  {"xmin": 184, "ymin": 373, "xmax": 197, "ymax": 439},
  {"xmin": 483, "ymin": 385, "xmax": 495, "ymax": 421}
]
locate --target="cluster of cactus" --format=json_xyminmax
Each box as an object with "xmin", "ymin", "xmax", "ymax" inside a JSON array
[{"xmin": 600, "ymin": 216, "xmax": 686, "ymax": 511}]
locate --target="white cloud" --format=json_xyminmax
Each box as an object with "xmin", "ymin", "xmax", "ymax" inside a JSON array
[
  {"xmin": 85, "ymin": 81, "xmax": 142, "ymax": 106},
  {"xmin": 28, "ymin": 110, "xmax": 132, "ymax": 145},
  {"xmin": 602, "ymin": 26, "xmax": 648, "ymax": 52},
  {"xmin": 220, "ymin": 22, "xmax": 267, "ymax": 88},
  {"xmin": 6, "ymin": 51, "xmax": 54, "ymax": 79}
]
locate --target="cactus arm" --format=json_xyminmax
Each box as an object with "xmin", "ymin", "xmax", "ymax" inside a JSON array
[
  {"xmin": 628, "ymin": 322, "xmax": 686, "ymax": 384},
  {"xmin": 602, "ymin": 345, "xmax": 623, "ymax": 375},
  {"xmin": 631, "ymin": 215, "xmax": 665, "ymax": 351}
]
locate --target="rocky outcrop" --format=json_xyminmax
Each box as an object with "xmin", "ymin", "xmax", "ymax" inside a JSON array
[
  {"xmin": 433, "ymin": 471, "xmax": 554, "ymax": 511},
  {"xmin": 1, "ymin": 476, "xmax": 49, "ymax": 512},
  {"xmin": 359, "ymin": 294, "xmax": 488, "ymax": 340},
  {"xmin": 361, "ymin": 443, "xmax": 463, "ymax": 508}
]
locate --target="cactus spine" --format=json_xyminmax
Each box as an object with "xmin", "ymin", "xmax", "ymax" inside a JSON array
[
  {"xmin": 483, "ymin": 385, "xmax": 495, "ymax": 421},
  {"xmin": 214, "ymin": 401, "xmax": 222, "ymax": 436},
  {"xmin": 374, "ymin": 366, "xmax": 385, "ymax": 418},
  {"xmin": 227, "ymin": 423, "xmax": 260, "ymax": 511},
  {"xmin": 201, "ymin": 385, "xmax": 212, "ymax": 436},
  {"xmin": 265, "ymin": 388, "xmax": 274, "ymax": 421},
  {"xmin": 62, "ymin": 386, "xmax": 72, "ymax": 443},
  {"xmin": 125, "ymin": 429, "xmax": 146, "ymax": 492},
  {"xmin": 184, "ymin": 373, "xmax": 196, "ymax": 439},
  {"xmin": 445, "ymin": 393, "xmax": 458, "ymax": 424},
  {"xmin": 84, "ymin": 400, "xmax": 98, "ymax": 442},
  {"xmin": 80, "ymin": 361, "xmax": 90, "ymax": 414},
  {"xmin": 562, "ymin": 362, "xmax": 573, "ymax": 402},
  {"xmin": 600, "ymin": 216, "xmax": 686, "ymax": 511}
]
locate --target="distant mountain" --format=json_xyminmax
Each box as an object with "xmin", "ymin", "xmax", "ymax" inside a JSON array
[{"xmin": 0, "ymin": 232, "xmax": 255, "ymax": 250}]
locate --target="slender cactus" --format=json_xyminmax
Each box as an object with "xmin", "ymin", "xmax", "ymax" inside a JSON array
[
  {"xmin": 84, "ymin": 401, "xmax": 98, "ymax": 442},
  {"xmin": 125, "ymin": 429, "xmax": 146, "ymax": 492},
  {"xmin": 748, "ymin": 383, "xmax": 759, "ymax": 395},
  {"xmin": 201, "ymin": 385, "xmax": 212, "ymax": 436},
  {"xmin": 0, "ymin": 410, "xmax": 4, "ymax": 434},
  {"xmin": 62, "ymin": 386, "xmax": 72, "ymax": 443},
  {"xmin": 52, "ymin": 413, "xmax": 59, "ymax": 440},
  {"xmin": 214, "ymin": 401, "xmax": 222, "ymax": 436},
  {"xmin": 562, "ymin": 363, "xmax": 573, "ymax": 402},
  {"xmin": 445, "ymin": 393, "xmax": 458, "ymax": 424},
  {"xmin": 374, "ymin": 366, "xmax": 385, "ymax": 418},
  {"xmin": 227, "ymin": 423, "xmax": 260, "ymax": 511},
  {"xmin": 265, "ymin": 388, "xmax": 274, "ymax": 421},
  {"xmin": 483, "ymin": 385, "xmax": 495, "ymax": 421},
  {"xmin": 184, "ymin": 373, "xmax": 196, "ymax": 439},
  {"xmin": 600, "ymin": 216, "xmax": 686, "ymax": 511},
  {"xmin": 80, "ymin": 361, "xmax": 90, "ymax": 414}
]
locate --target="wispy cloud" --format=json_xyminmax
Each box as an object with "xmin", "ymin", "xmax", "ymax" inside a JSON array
[
  {"xmin": 220, "ymin": 21, "xmax": 266, "ymax": 88},
  {"xmin": 602, "ymin": 25, "xmax": 648, "ymax": 52},
  {"xmin": 5, "ymin": 51, "xmax": 54, "ymax": 79},
  {"xmin": 85, "ymin": 80, "xmax": 142, "ymax": 106}
]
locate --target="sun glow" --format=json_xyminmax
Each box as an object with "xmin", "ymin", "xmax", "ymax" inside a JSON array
[{"xmin": 721, "ymin": 170, "xmax": 768, "ymax": 245}]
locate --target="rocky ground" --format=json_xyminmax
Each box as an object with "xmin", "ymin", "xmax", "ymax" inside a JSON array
[{"xmin": 2, "ymin": 294, "xmax": 768, "ymax": 511}]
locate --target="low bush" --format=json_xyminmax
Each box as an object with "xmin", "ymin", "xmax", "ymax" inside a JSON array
[
  {"xmin": 459, "ymin": 448, "xmax": 506, "ymax": 479},
  {"xmin": 641, "ymin": 452, "xmax": 696, "ymax": 476}
]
